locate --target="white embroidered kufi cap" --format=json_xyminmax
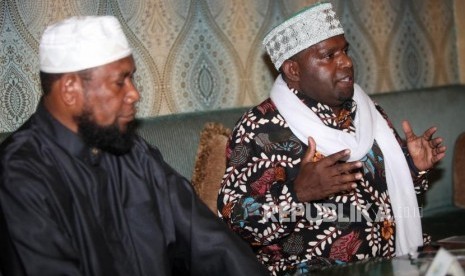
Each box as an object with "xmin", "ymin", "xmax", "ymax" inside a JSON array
[
  {"xmin": 263, "ymin": 2, "xmax": 344, "ymax": 70},
  {"xmin": 39, "ymin": 16, "xmax": 132, "ymax": 73}
]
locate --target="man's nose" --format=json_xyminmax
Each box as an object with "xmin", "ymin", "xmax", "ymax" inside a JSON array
[
  {"xmin": 125, "ymin": 81, "xmax": 140, "ymax": 104},
  {"xmin": 339, "ymin": 53, "xmax": 353, "ymax": 69}
]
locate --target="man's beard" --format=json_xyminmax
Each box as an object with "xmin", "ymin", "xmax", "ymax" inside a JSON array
[{"xmin": 75, "ymin": 109, "xmax": 137, "ymax": 156}]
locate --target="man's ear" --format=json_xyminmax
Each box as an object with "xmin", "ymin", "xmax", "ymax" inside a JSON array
[
  {"xmin": 58, "ymin": 73, "xmax": 82, "ymax": 107},
  {"xmin": 281, "ymin": 59, "xmax": 300, "ymax": 82}
]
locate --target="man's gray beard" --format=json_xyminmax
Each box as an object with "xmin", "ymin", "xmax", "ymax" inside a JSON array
[{"xmin": 75, "ymin": 110, "xmax": 137, "ymax": 156}]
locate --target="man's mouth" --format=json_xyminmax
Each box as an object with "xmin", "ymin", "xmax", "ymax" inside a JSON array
[{"xmin": 338, "ymin": 75, "xmax": 353, "ymax": 84}]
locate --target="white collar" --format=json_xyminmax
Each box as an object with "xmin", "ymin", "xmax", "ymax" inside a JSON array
[{"xmin": 270, "ymin": 75, "xmax": 423, "ymax": 256}]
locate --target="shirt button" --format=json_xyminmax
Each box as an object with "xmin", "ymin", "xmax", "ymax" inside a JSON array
[{"xmin": 91, "ymin": 148, "xmax": 100, "ymax": 155}]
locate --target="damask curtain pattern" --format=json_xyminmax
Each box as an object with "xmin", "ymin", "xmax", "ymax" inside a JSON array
[{"xmin": 0, "ymin": 0, "xmax": 459, "ymax": 133}]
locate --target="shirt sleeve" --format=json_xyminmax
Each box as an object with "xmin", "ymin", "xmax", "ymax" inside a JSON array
[
  {"xmin": 152, "ymin": 147, "xmax": 268, "ymax": 276},
  {"xmin": 0, "ymin": 203, "xmax": 26, "ymax": 276},
  {"xmin": 217, "ymin": 110, "xmax": 304, "ymax": 250},
  {"xmin": 0, "ymin": 155, "xmax": 85, "ymax": 276}
]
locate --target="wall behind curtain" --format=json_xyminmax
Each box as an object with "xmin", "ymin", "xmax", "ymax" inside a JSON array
[{"xmin": 0, "ymin": 0, "xmax": 460, "ymax": 133}]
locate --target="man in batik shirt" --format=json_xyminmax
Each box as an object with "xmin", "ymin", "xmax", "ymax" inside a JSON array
[{"xmin": 217, "ymin": 3, "xmax": 446, "ymax": 275}]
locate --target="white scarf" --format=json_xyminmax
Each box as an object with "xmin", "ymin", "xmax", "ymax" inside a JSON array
[{"xmin": 270, "ymin": 75, "xmax": 423, "ymax": 256}]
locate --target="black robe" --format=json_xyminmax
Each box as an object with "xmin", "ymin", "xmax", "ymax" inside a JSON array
[{"xmin": 0, "ymin": 103, "xmax": 267, "ymax": 276}]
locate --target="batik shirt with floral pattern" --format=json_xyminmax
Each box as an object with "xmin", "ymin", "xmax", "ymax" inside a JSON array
[{"xmin": 218, "ymin": 89, "xmax": 428, "ymax": 276}]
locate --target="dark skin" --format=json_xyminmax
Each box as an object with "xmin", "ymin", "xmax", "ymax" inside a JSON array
[
  {"xmin": 280, "ymin": 34, "xmax": 446, "ymax": 202},
  {"xmin": 43, "ymin": 56, "xmax": 140, "ymax": 134}
]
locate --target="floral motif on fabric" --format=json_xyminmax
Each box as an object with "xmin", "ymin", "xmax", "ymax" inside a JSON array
[{"xmin": 218, "ymin": 97, "xmax": 428, "ymax": 276}]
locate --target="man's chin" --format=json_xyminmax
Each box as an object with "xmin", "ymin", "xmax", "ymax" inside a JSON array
[
  {"xmin": 118, "ymin": 116, "xmax": 136, "ymax": 130},
  {"xmin": 339, "ymin": 89, "xmax": 354, "ymax": 102},
  {"xmin": 77, "ymin": 116, "xmax": 137, "ymax": 156}
]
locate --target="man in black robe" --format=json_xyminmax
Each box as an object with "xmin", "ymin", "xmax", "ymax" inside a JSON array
[{"xmin": 0, "ymin": 15, "xmax": 267, "ymax": 276}]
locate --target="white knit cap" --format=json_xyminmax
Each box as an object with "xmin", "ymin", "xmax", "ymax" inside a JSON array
[
  {"xmin": 39, "ymin": 16, "xmax": 132, "ymax": 73},
  {"xmin": 263, "ymin": 2, "xmax": 344, "ymax": 70}
]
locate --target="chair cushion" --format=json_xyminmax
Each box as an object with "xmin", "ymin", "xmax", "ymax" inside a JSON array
[{"xmin": 192, "ymin": 122, "xmax": 231, "ymax": 214}]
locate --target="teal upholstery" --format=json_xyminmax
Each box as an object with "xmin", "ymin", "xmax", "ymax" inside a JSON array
[{"xmin": 136, "ymin": 107, "xmax": 248, "ymax": 179}]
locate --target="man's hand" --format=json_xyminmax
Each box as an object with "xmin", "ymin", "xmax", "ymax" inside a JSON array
[
  {"xmin": 402, "ymin": 120, "xmax": 446, "ymax": 171},
  {"xmin": 293, "ymin": 137, "xmax": 363, "ymax": 202}
]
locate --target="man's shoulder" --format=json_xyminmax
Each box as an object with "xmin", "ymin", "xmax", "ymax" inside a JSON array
[
  {"xmin": 132, "ymin": 135, "xmax": 158, "ymax": 153},
  {"xmin": 0, "ymin": 120, "xmax": 40, "ymax": 161},
  {"xmin": 0, "ymin": 121, "xmax": 52, "ymax": 192},
  {"xmin": 239, "ymin": 98, "xmax": 282, "ymax": 121},
  {"xmin": 129, "ymin": 135, "xmax": 165, "ymax": 163},
  {"xmin": 230, "ymin": 98, "xmax": 290, "ymax": 141},
  {"xmin": 0, "ymin": 114, "xmax": 68, "ymax": 175}
]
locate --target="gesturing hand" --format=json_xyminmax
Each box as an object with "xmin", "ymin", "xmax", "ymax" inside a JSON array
[
  {"xmin": 402, "ymin": 120, "xmax": 447, "ymax": 172},
  {"xmin": 293, "ymin": 137, "xmax": 363, "ymax": 202}
]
